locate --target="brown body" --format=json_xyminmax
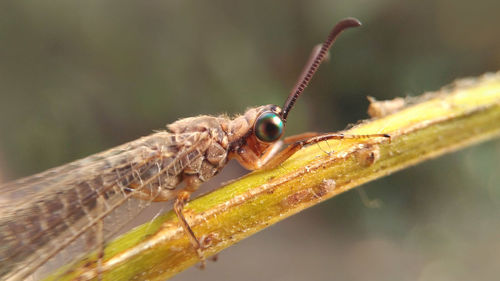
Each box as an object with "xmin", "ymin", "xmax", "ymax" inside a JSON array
[{"xmin": 0, "ymin": 105, "xmax": 277, "ymax": 281}]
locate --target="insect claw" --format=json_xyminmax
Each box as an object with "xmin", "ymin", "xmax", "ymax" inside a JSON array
[
  {"xmin": 383, "ymin": 134, "xmax": 392, "ymax": 143},
  {"xmin": 197, "ymin": 260, "xmax": 206, "ymax": 270}
]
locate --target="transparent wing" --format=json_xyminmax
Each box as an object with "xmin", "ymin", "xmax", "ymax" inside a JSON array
[{"xmin": 0, "ymin": 131, "xmax": 208, "ymax": 281}]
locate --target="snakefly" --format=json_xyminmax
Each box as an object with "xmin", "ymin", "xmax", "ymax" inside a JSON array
[{"xmin": 0, "ymin": 17, "xmax": 389, "ymax": 281}]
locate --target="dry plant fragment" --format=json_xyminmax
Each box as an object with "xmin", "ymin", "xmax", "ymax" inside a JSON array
[{"xmin": 367, "ymin": 96, "xmax": 406, "ymax": 118}]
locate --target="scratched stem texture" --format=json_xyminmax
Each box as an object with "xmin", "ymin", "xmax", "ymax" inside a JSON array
[{"xmin": 45, "ymin": 72, "xmax": 500, "ymax": 281}]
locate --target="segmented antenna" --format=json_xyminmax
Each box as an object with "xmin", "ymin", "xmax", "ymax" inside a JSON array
[{"xmin": 281, "ymin": 17, "xmax": 362, "ymax": 121}]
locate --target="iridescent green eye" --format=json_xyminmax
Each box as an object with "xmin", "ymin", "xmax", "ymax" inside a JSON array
[{"xmin": 254, "ymin": 112, "xmax": 284, "ymax": 142}]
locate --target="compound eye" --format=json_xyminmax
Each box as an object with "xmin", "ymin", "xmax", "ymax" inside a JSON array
[{"xmin": 254, "ymin": 112, "xmax": 284, "ymax": 142}]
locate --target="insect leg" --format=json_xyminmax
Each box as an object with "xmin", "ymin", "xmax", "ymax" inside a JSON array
[
  {"xmin": 283, "ymin": 132, "xmax": 321, "ymax": 144},
  {"xmin": 173, "ymin": 176, "xmax": 206, "ymax": 267},
  {"xmin": 260, "ymin": 133, "xmax": 390, "ymax": 170}
]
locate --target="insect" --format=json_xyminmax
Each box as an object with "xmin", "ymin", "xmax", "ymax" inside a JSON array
[{"xmin": 0, "ymin": 17, "xmax": 389, "ymax": 281}]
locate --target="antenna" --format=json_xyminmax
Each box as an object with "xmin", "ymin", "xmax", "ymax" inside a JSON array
[{"xmin": 281, "ymin": 17, "xmax": 361, "ymax": 121}]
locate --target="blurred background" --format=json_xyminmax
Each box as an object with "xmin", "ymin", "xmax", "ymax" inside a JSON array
[{"xmin": 0, "ymin": 0, "xmax": 499, "ymax": 280}]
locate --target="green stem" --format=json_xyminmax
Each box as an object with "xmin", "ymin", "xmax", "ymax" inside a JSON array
[{"xmin": 46, "ymin": 72, "xmax": 500, "ymax": 281}]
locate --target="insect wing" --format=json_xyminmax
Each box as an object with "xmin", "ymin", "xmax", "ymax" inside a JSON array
[{"xmin": 0, "ymin": 131, "xmax": 208, "ymax": 281}]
